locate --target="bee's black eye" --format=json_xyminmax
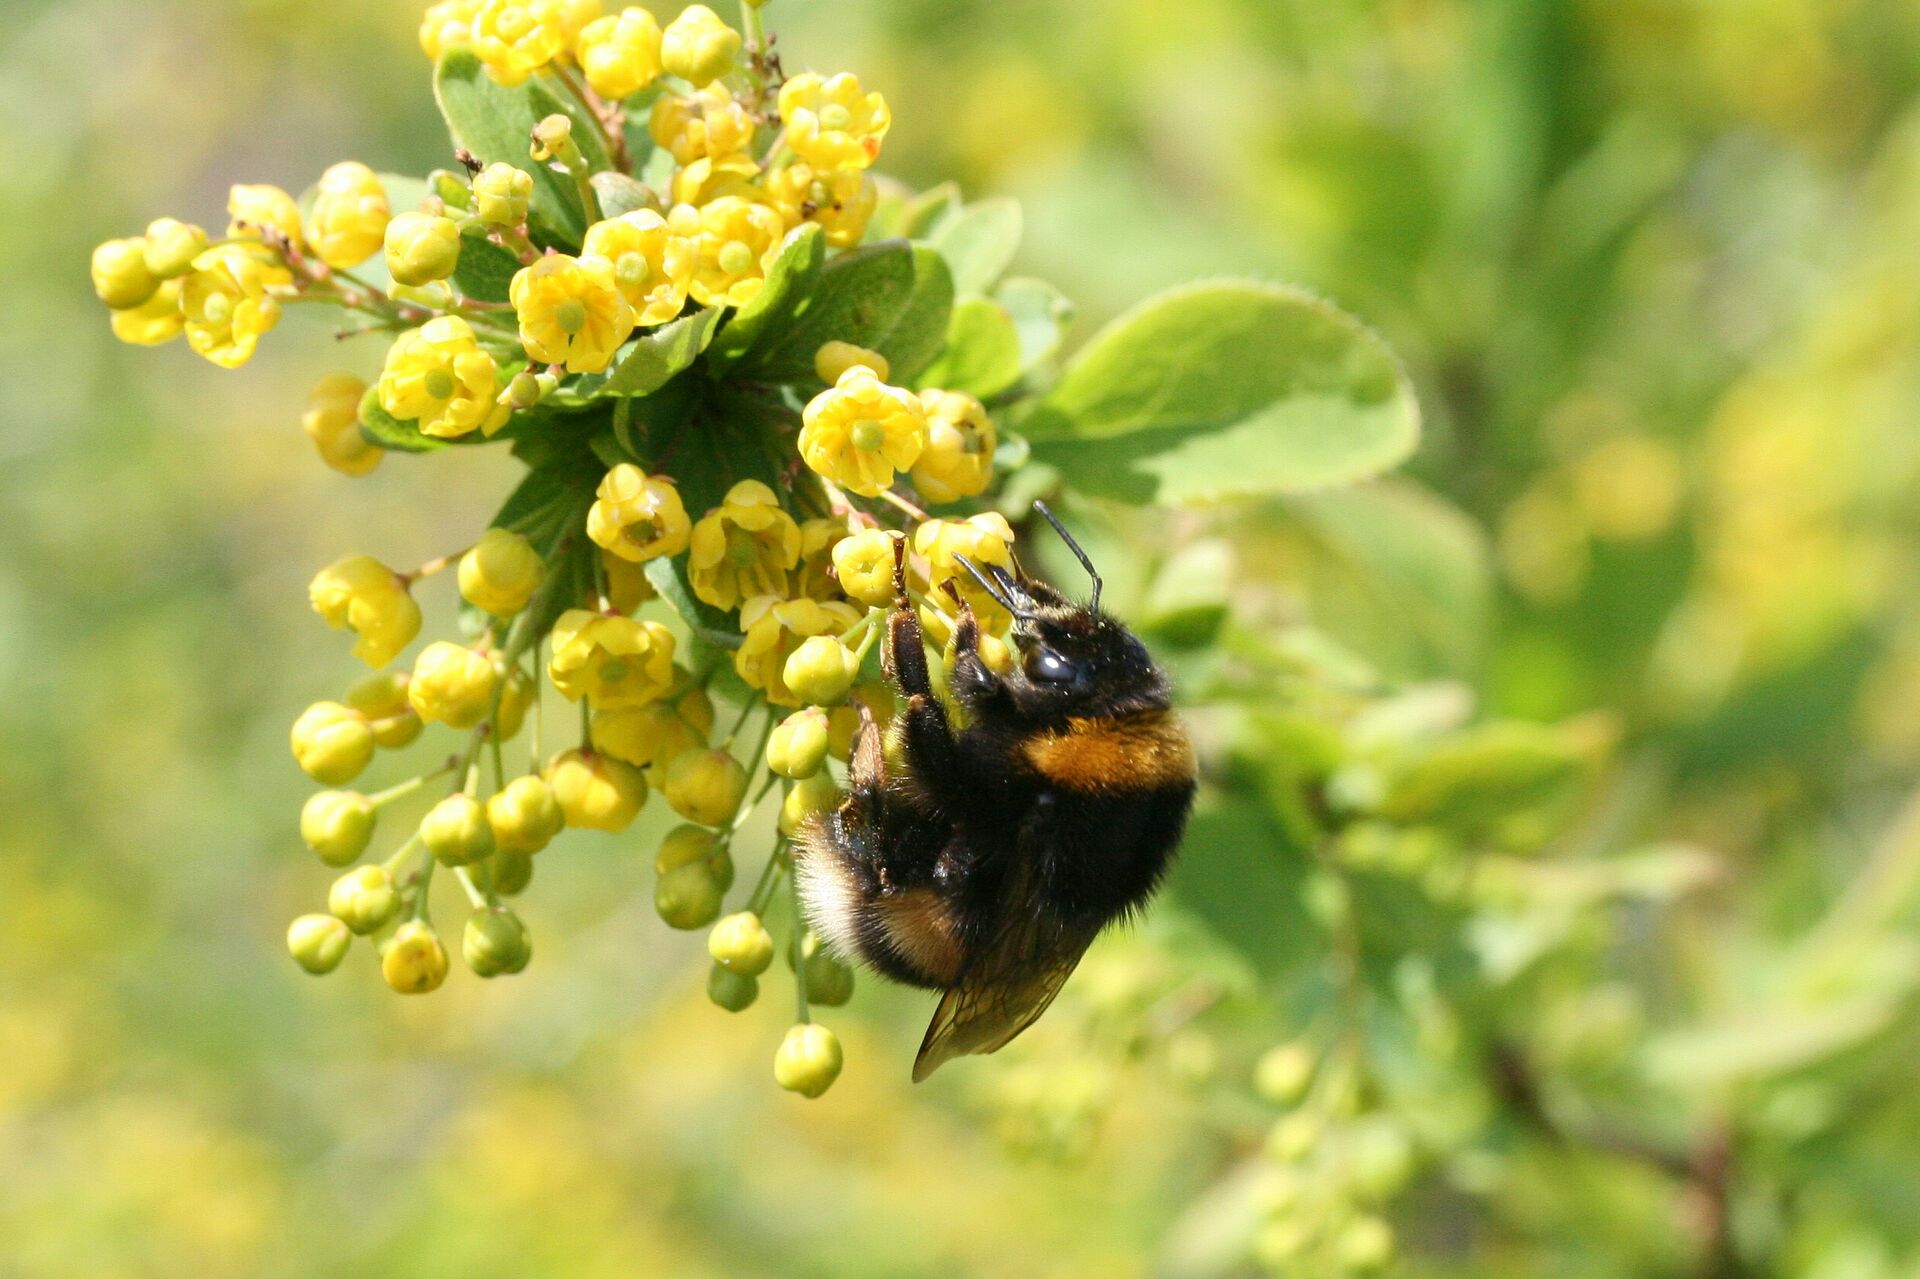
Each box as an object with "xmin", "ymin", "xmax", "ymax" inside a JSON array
[{"xmin": 1027, "ymin": 647, "xmax": 1078, "ymax": 685}]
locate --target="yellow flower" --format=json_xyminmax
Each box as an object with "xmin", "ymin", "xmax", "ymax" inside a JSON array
[
  {"xmin": 735, "ymin": 594, "xmax": 862, "ymax": 706},
  {"xmin": 784, "ymin": 634, "xmax": 859, "ymax": 705},
  {"xmin": 290, "ymin": 702, "xmax": 376, "ymax": 785},
  {"xmin": 180, "ymin": 244, "xmax": 291, "ymax": 369},
  {"xmin": 108, "ymin": 279, "xmax": 184, "ymax": 347},
  {"xmin": 767, "ymin": 162, "xmax": 877, "ymax": 249},
  {"xmin": 687, "ymin": 479, "xmax": 802, "ymax": 610},
  {"xmin": 459, "ymin": 527, "xmax": 544, "ymax": 616},
  {"xmin": 793, "ymin": 517, "xmax": 851, "ymax": 601},
  {"xmin": 602, "ymin": 548, "xmax": 656, "ymax": 613},
  {"xmin": 831, "ymin": 528, "xmax": 900, "ymax": 607},
  {"xmin": 471, "ymin": 0, "xmax": 596, "ymax": 86},
  {"xmin": 385, "ymin": 212, "xmax": 463, "ymax": 286},
  {"xmin": 659, "ymin": 4, "xmax": 738, "ymax": 87},
  {"xmin": 814, "ymin": 340, "xmax": 888, "ymax": 384},
  {"xmin": 648, "ymin": 85, "xmax": 756, "ymax": 165},
  {"xmin": 545, "ymin": 748, "xmax": 648, "ymax": 831},
  {"xmin": 420, "ymin": 0, "xmax": 483, "ymax": 59},
  {"xmin": 303, "ymin": 372, "xmax": 382, "ymax": 477},
  {"xmin": 767, "ymin": 707, "xmax": 831, "ymax": 778},
  {"xmin": 346, "ymin": 669, "xmax": 422, "ymax": 748},
  {"xmin": 309, "ymin": 555, "xmax": 422, "ymax": 667},
  {"xmin": 670, "ymin": 197, "xmax": 786, "ymax": 308},
  {"xmin": 473, "ymin": 162, "xmax": 534, "ymax": 228},
  {"xmin": 510, "ymin": 252, "xmax": 636, "ymax": 373},
  {"xmin": 798, "ymin": 365, "xmax": 928, "ymax": 497},
  {"xmin": 226, "ymin": 183, "xmax": 303, "ymax": 247},
  {"xmin": 586, "ymin": 463, "xmax": 692, "ymax": 561},
  {"xmin": 778, "ymin": 72, "xmax": 891, "ymax": 172},
  {"xmin": 909, "ymin": 389, "xmax": 996, "ymax": 504},
  {"xmin": 488, "ymin": 775, "xmax": 565, "ymax": 854},
  {"xmin": 378, "ymin": 317, "xmax": 510, "ymax": 439},
  {"xmin": 382, "ymin": 921, "xmax": 450, "ymax": 994},
  {"xmin": 913, "ymin": 512, "xmax": 1017, "ymax": 627},
  {"xmin": 591, "ymin": 700, "xmax": 704, "ymax": 777},
  {"xmin": 548, "ymin": 609, "xmax": 677, "ymax": 708},
  {"xmin": 142, "ymin": 218, "xmax": 208, "ymax": 279},
  {"xmin": 773, "ymin": 1022, "xmax": 843, "ymax": 1098},
  {"xmin": 308, "ymin": 161, "xmax": 390, "ymax": 270},
  {"xmin": 576, "ymin": 6, "xmax": 661, "ymax": 99},
  {"xmin": 580, "ymin": 211, "xmax": 693, "ymax": 327},
  {"xmin": 662, "ymin": 748, "xmax": 748, "ymax": 825},
  {"xmin": 669, "ymin": 153, "xmax": 763, "ymax": 208},
  {"xmin": 91, "ymin": 237, "xmax": 159, "ymax": 309},
  {"xmin": 409, "ymin": 641, "xmax": 501, "ymax": 728}
]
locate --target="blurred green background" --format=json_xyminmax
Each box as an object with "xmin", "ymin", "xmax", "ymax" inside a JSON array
[{"xmin": 12, "ymin": 0, "xmax": 1920, "ymax": 1274}]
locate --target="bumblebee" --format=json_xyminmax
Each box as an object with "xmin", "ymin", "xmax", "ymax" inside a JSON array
[{"xmin": 794, "ymin": 504, "xmax": 1197, "ymax": 1080}]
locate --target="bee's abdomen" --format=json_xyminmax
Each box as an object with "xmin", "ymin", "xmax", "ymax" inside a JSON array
[{"xmin": 792, "ymin": 808, "xmax": 968, "ymax": 990}]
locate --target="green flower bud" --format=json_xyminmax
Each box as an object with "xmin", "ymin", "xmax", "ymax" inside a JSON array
[
  {"xmin": 290, "ymin": 701, "xmax": 375, "ymax": 785},
  {"xmin": 655, "ymin": 859, "xmax": 723, "ymax": 930},
  {"xmin": 486, "ymin": 775, "xmax": 564, "ymax": 855},
  {"xmin": 463, "ymin": 906, "xmax": 533, "ymax": 977},
  {"xmin": 767, "ymin": 707, "xmax": 831, "ymax": 779},
  {"xmin": 501, "ymin": 369, "xmax": 544, "ymax": 410},
  {"xmin": 384, "ymin": 211, "xmax": 463, "ymax": 286},
  {"xmin": 300, "ymin": 789, "xmax": 376, "ymax": 866},
  {"xmin": 707, "ymin": 910, "xmax": 775, "ymax": 976},
  {"xmin": 663, "ymin": 748, "xmax": 748, "ymax": 826},
  {"xmin": 287, "ymin": 913, "xmax": 351, "ymax": 974},
  {"xmin": 492, "ymin": 850, "xmax": 534, "ymax": 896},
  {"xmin": 329, "ymin": 865, "xmax": 398, "ymax": 935},
  {"xmin": 420, "ymin": 792, "xmax": 496, "ymax": 866},
  {"xmin": 707, "ymin": 964, "xmax": 759, "ymax": 1012},
  {"xmin": 1253, "ymin": 1042, "xmax": 1316, "ymax": 1106},
  {"xmin": 655, "ymin": 823, "xmax": 719, "ymax": 873},
  {"xmin": 529, "ymin": 113, "xmax": 577, "ymax": 164},
  {"xmin": 382, "ymin": 919, "xmax": 449, "ymax": 994},
  {"xmin": 783, "ymin": 635, "xmax": 858, "ymax": 706},
  {"xmin": 142, "ymin": 218, "xmax": 208, "ymax": 279},
  {"xmin": 472, "ymin": 162, "xmax": 533, "ymax": 228},
  {"xmin": 773, "ymin": 1022, "xmax": 843, "ymax": 1098},
  {"xmin": 779, "ymin": 771, "xmax": 841, "ymax": 837},
  {"xmin": 788, "ymin": 932, "xmax": 854, "ymax": 1007},
  {"xmin": 345, "ymin": 669, "xmax": 422, "ymax": 749},
  {"xmin": 429, "ymin": 168, "xmax": 472, "ymax": 210},
  {"xmin": 91, "ymin": 236, "xmax": 159, "ymax": 309}
]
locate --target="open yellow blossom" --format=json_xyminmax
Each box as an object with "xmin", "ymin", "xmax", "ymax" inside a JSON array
[
  {"xmin": 510, "ymin": 252, "xmax": 635, "ymax": 373},
  {"xmin": 576, "ymin": 6, "xmax": 661, "ymax": 99},
  {"xmin": 909, "ymin": 389, "xmax": 996, "ymax": 503},
  {"xmin": 832, "ymin": 528, "xmax": 901, "ymax": 607},
  {"xmin": 687, "ymin": 479, "xmax": 802, "ymax": 610},
  {"xmin": 658, "ymin": 4, "xmax": 738, "ymax": 87},
  {"xmin": 670, "ymin": 154, "xmax": 763, "ymax": 208},
  {"xmin": 587, "ymin": 464, "xmax": 691, "ymax": 562},
  {"xmin": 378, "ymin": 317, "xmax": 510, "ymax": 439},
  {"xmin": 591, "ymin": 700, "xmax": 704, "ymax": 779},
  {"xmin": 736, "ymin": 595, "xmax": 863, "ymax": 706},
  {"xmin": 181, "ymin": 244, "xmax": 292, "ymax": 369},
  {"xmin": 419, "ymin": 0, "xmax": 483, "ymax": 59},
  {"xmin": 799, "ymin": 365, "xmax": 928, "ymax": 497},
  {"xmin": 914, "ymin": 512, "xmax": 1017, "ymax": 627},
  {"xmin": 580, "ymin": 211, "xmax": 693, "ymax": 326},
  {"xmin": 226, "ymin": 183, "xmax": 303, "ymax": 247},
  {"xmin": 548, "ymin": 610, "xmax": 677, "ymax": 708},
  {"xmin": 766, "ymin": 163, "xmax": 877, "ymax": 249},
  {"xmin": 471, "ymin": 0, "xmax": 598, "ymax": 86},
  {"xmin": 794, "ymin": 517, "xmax": 851, "ymax": 601},
  {"xmin": 310, "ymin": 555, "xmax": 422, "ymax": 667},
  {"xmin": 303, "ymin": 372, "xmax": 382, "ymax": 477},
  {"xmin": 109, "ymin": 279, "xmax": 184, "ymax": 347},
  {"xmin": 308, "ymin": 162, "xmax": 390, "ymax": 270},
  {"xmin": 670, "ymin": 197, "xmax": 786, "ymax": 309},
  {"xmin": 778, "ymin": 72, "xmax": 891, "ymax": 172},
  {"xmin": 649, "ymin": 85, "xmax": 756, "ymax": 165},
  {"xmin": 409, "ymin": 641, "xmax": 501, "ymax": 728}
]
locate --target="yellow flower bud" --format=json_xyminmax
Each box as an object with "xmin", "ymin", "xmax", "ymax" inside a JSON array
[
  {"xmin": 420, "ymin": 792, "xmax": 497, "ymax": 866},
  {"xmin": 91, "ymin": 237, "xmax": 159, "ymax": 309},
  {"xmin": 181, "ymin": 243, "xmax": 291, "ymax": 369},
  {"xmin": 654, "ymin": 823, "xmax": 718, "ymax": 873},
  {"xmin": 659, "ymin": 3, "xmax": 739, "ymax": 86},
  {"xmin": 831, "ymin": 529, "xmax": 899, "ymax": 608},
  {"xmin": 577, "ymin": 6, "xmax": 662, "ymax": 99},
  {"xmin": 464, "ymin": 906, "xmax": 533, "ymax": 976},
  {"xmin": 487, "ymin": 775, "xmax": 565, "ymax": 854},
  {"xmin": 288, "ymin": 913, "xmax": 352, "ymax": 974},
  {"xmin": 329, "ymin": 865, "xmax": 398, "ymax": 934},
  {"xmin": 310, "ymin": 555, "xmax": 422, "ymax": 667},
  {"xmin": 779, "ymin": 770, "xmax": 840, "ymax": 836},
  {"xmin": 409, "ymin": 641, "xmax": 501, "ymax": 729},
  {"xmin": 655, "ymin": 859, "xmax": 724, "ymax": 929},
  {"xmin": 545, "ymin": 748, "xmax": 648, "ymax": 831},
  {"xmin": 707, "ymin": 964, "xmax": 758, "ymax": 1010},
  {"xmin": 302, "ymin": 372, "xmax": 383, "ymax": 477},
  {"xmin": 773, "ymin": 1022, "xmax": 843, "ymax": 1098},
  {"xmin": 767, "ymin": 707, "xmax": 831, "ymax": 778},
  {"xmin": 379, "ymin": 316, "xmax": 510, "ymax": 439},
  {"xmin": 909, "ymin": 390, "xmax": 996, "ymax": 505},
  {"xmin": 1253, "ymin": 1043, "xmax": 1316, "ymax": 1106},
  {"xmin": 662, "ymin": 747, "xmax": 747, "ymax": 826},
  {"xmin": 586, "ymin": 463, "xmax": 692, "ymax": 562},
  {"xmin": 581, "ymin": 210, "xmax": 694, "ymax": 327},
  {"xmin": 648, "ymin": 84, "xmax": 756, "ymax": 165},
  {"xmin": 601, "ymin": 549, "xmax": 656, "ymax": 613},
  {"xmin": 686, "ymin": 479, "xmax": 802, "ymax": 610},
  {"xmin": 678, "ymin": 682, "xmax": 716, "ymax": 737},
  {"xmin": 591, "ymin": 700, "xmax": 702, "ymax": 776},
  {"xmin": 509, "ymin": 252, "xmax": 636, "ymax": 373},
  {"xmin": 291, "ymin": 701, "xmax": 375, "ymax": 785},
  {"xmin": 813, "ymin": 340, "xmax": 888, "ymax": 386},
  {"xmin": 142, "ymin": 217, "xmax": 208, "ymax": 279},
  {"xmin": 345, "ymin": 669, "xmax": 422, "ymax": 748},
  {"xmin": 1335, "ymin": 1217, "xmax": 1395, "ymax": 1271},
  {"xmin": 300, "ymin": 789, "xmax": 376, "ymax": 866},
  {"xmin": 420, "ymin": 0, "xmax": 483, "ymax": 60},
  {"xmin": 457, "ymin": 528, "xmax": 543, "ymax": 617},
  {"xmin": 384, "ymin": 211, "xmax": 463, "ymax": 286},
  {"xmin": 734, "ymin": 595, "xmax": 863, "ymax": 706},
  {"xmin": 493, "ymin": 850, "xmax": 535, "ymax": 895},
  {"xmin": 778, "ymin": 72, "xmax": 890, "ymax": 172},
  {"xmin": 783, "ymin": 634, "xmax": 858, "ymax": 706},
  {"xmin": 768, "ymin": 163, "xmax": 876, "ymax": 249},
  {"xmin": 108, "ymin": 279, "xmax": 184, "ymax": 347},
  {"xmin": 308, "ymin": 161, "xmax": 390, "ymax": 270},
  {"xmin": 548, "ymin": 609, "xmax": 677, "ymax": 708},
  {"xmin": 473, "ymin": 162, "xmax": 535, "ymax": 228},
  {"xmin": 382, "ymin": 920, "xmax": 450, "ymax": 994},
  {"xmin": 496, "ymin": 660, "xmax": 536, "ymax": 742},
  {"xmin": 226, "ymin": 183, "xmax": 303, "ymax": 246},
  {"xmin": 471, "ymin": 0, "xmax": 591, "ymax": 86},
  {"xmin": 799, "ymin": 365, "xmax": 929, "ymax": 497},
  {"xmin": 670, "ymin": 196, "xmax": 786, "ymax": 308},
  {"xmin": 707, "ymin": 910, "xmax": 774, "ymax": 976}
]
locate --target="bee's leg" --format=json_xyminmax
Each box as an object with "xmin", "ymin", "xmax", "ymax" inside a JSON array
[{"xmin": 943, "ymin": 601, "xmax": 1004, "ymax": 708}]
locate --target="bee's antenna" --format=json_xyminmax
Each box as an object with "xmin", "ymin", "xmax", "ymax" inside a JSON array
[
  {"xmin": 1033, "ymin": 500, "xmax": 1101, "ymax": 611},
  {"xmin": 955, "ymin": 555, "xmax": 1033, "ymax": 619}
]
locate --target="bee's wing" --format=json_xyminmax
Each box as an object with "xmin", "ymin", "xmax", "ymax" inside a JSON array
[{"xmin": 911, "ymin": 907, "xmax": 1098, "ymax": 1082}]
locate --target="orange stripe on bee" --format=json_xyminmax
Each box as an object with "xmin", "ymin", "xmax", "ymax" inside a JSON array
[
  {"xmin": 878, "ymin": 888, "xmax": 966, "ymax": 986},
  {"xmin": 1022, "ymin": 711, "xmax": 1195, "ymax": 793}
]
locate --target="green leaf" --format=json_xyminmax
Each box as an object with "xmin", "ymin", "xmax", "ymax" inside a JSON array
[
  {"xmin": 356, "ymin": 386, "xmax": 448, "ymax": 453},
  {"xmin": 491, "ymin": 451, "xmax": 601, "ymax": 547},
  {"xmin": 1164, "ymin": 794, "xmax": 1317, "ymax": 979},
  {"xmin": 1379, "ymin": 722, "xmax": 1585, "ymax": 833},
  {"xmin": 450, "ymin": 233, "xmax": 523, "ymax": 304},
  {"xmin": 589, "ymin": 171, "xmax": 652, "ymax": 219},
  {"xmin": 644, "ymin": 558, "xmax": 743, "ymax": 650},
  {"xmin": 1644, "ymin": 994, "xmax": 1905, "ymax": 1088},
  {"xmin": 996, "ymin": 275, "xmax": 1076, "ymax": 373},
  {"xmin": 707, "ymin": 223, "xmax": 826, "ymax": 367},
  {"xmin": 599, "ymin": 309, "xmax": 722, "ymax": 396},
  {"xmin": 925, "ymin": 196, "xmax": 1022, "ymax": 296},
  {"xmin": 736, "ymin": 240, "xmax": 954, "ymax": 384},
  {"xmin": 915, "ymin": 298, "xmax": 1022, "ymax": 400},
  {"xmin": 898, "ymin": 181, "xmax": 962, "ymax": 239},
  {"xmin": 432, "ymin": 49, "xmax": 610, "ymax": 246},
  {"xmin": 1022, "ymin": 281, "xmax": 1419, "ymax": 506}
]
